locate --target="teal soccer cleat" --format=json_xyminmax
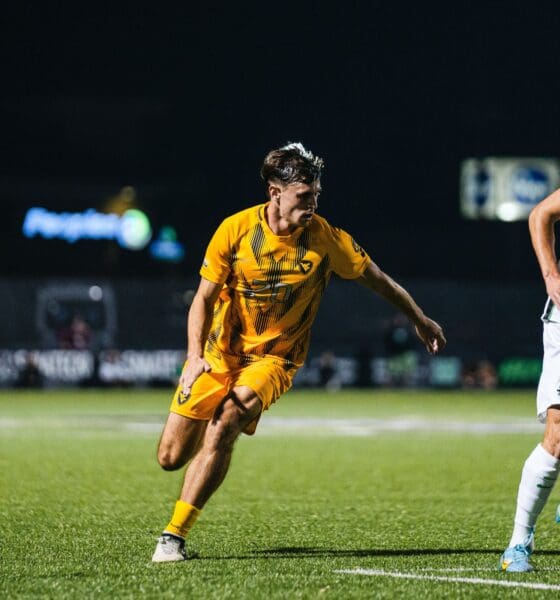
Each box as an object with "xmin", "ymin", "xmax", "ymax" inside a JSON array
[{"xmin": 499, "ymin": 530, "xmax": 534, "ymax": 573}]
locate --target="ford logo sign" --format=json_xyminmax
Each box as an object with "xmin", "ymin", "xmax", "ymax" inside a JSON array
[{"xmin": 511, "ymin": 166, "xmax": 550, "ymax": 205}]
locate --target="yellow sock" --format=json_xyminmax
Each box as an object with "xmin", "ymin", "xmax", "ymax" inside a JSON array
[{"xmin": 164, "ymin": 500, "xmax": 201, "ymax": 539}]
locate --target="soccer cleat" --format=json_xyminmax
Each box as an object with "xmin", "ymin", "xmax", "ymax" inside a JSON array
[
  {"xmin": 499, "ymin": 529, "xmax": 535, "ymax": 573},
  {"xmin": 152, "ymin": 533, "xmax": 187, "ymax": 562}
]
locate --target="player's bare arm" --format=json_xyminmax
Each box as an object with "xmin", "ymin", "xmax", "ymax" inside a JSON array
[
  {"xmin": 529, "ymin": 188, "xmax": 560, "ymax": 308},
  {"xmin": 180, "ymin": 278, "xmax": 222, "ymax": 395},
  {"xmin": 357, "ymin": 260, "xmax": 446, "ymax": 354}
]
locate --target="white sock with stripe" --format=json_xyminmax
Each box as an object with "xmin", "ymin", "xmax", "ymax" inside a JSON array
[{"xmin": 509, "ymin": 443, "xmax": 560, "ymax": 548}]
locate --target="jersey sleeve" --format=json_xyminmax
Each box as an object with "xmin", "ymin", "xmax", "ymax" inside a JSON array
[
  {"xmin": 324, "ymin": 222, "xmax": 371, "ymax": 279},
  {"xmin": 199, "ymin": 218, "xmax": 234, "ymax": 284}
]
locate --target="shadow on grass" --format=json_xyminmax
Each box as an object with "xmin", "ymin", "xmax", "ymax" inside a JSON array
[
  {"xmin": 200, "ymin": 546, "xmax": 560, "ymax": 560},
  {"xmin": 249, "ymin": 547, "xmax": 503, "ymax": 558}
]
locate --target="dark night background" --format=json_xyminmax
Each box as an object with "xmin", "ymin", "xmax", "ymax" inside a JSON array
[{"xmin": 2, "ymin": 3, "xmax": 560, "ymax": 283}]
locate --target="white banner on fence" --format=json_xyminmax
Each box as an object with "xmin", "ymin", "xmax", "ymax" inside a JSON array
[{"xmin": 460, "ymin": 157, "xmax": 560, "ymax": 221}]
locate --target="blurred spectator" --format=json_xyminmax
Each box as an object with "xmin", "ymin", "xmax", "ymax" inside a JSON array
[
  {"xmin": 318, "ymin": 351, "xmax": 341, "ymax": 391},
  {"xmin": 57, "ymin": 314, "xmax": 92, "ymax": 349},
  {"xmin": 98, "ymin": 349, "xmax": 130, "ymax": 387},
  {"xmin": 383, "ymin": 314, "xmax": 415, "ymax": 356},
  {"xmin": 15, "ymin": 352, "xmax": 43, "ymax": 388},
  {"xmin": 461, "ymin": 361, "xmax": 478, "ymax": 388},
  {"xmin": 461, "ymin": 359, "xmax": 498, "ymax": 389},
  {"xmin": 355, "ymin": 345, "xmax": 373, "ymax": 387},
  {"xmin": 383, "ymin": 314, "xmax": 419, "ymax": 386},
  {"xmin": 478, "ymin": 360, "xmax": 498, "ymax": 389}
]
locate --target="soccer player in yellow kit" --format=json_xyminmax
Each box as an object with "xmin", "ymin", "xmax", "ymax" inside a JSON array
[{"xmin": 152, "ymin": 142, "xmax": 446, "ymax": 562}]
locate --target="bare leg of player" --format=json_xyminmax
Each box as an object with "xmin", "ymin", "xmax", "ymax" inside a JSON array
[
  {"xmin": 152, "ymin": 388, "xmax": 262, "ymax": 562},
  {"xmin": 500, "ymin": 407, "xmax": 560, "ymax": 572},
  {"xmin": 180, "ymin": 387, "xmax": 262, "ymax": 507},
  {"xmin": 157, "ymin": 413, "xmax": 207, "ymax": 471}
]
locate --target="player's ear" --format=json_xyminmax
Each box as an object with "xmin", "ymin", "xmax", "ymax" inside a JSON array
[{"xmin": 269, "ymin": 183, "xmax": 282, "ymax": 204}]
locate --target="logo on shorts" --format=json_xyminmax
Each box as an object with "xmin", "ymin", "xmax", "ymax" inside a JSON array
[
  {"xmin": 351, "ymin": 238, "xmax": 366, "ymax": 257},
  {"xmin": 177, "ymin": 391, "xmax": 190, "ymax": 405}
]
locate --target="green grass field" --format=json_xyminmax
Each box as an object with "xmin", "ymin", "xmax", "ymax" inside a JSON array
[{"xmin": 2, "ymin": 388, "xmax": 560, "ymax": 598}]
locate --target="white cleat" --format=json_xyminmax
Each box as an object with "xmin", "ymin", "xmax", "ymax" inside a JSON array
[{"xmin": 152, "ymin": 533, "xmax": 187, "ymax": 562}]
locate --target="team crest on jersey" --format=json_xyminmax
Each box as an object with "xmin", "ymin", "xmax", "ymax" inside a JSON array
[{"xmin": 298, "ymin": 259, "xmax": 313, "ymax": 274}]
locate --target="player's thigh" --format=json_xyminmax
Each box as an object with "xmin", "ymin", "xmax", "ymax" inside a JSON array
[
  {"xmin": 206, "ymin": 386, "xmax": 263, "ymax": 445},
  {"xmin": 234, "ymin": 359, "xmax": 294, "ymax": 411},
  {"xmin": 233, "ymin": 360, "xmax": 295, "ymax": 434},
  {"xmin": 203, "ymin": 385, "xmax": 263, "ymax": 452},
  {"xmin": 162, "ymin": 368, "xmax": 234, "ymax": 463},
  {"xmin": 157, "ymin": 412, "xmax": 207, "ymax": 469},
  {"xmin": 170, "ymin": 368, "xmax": 230, "ymax": 420},
  {"xmin": 537, "ymin": 322, "xmax": 560, "ymax": 423}
]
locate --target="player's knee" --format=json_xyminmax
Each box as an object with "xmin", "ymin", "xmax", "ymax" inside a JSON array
[
  {"xmin": 543, "ymin": 411, "xmax": 560, "ymax": 458},
  {"xmin": 543, "ymin": 435, "xmax": 560, "ymax": 459},
  {"xmin": 157, "ymin": 446, "xmax": 186, "ymax": 471}
]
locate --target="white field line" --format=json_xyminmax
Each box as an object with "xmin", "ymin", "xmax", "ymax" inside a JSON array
[
  {"xmin": 335, "ymin": 568, "xmax": 560, "ymax": 591},
  {"xmin": 126, "ymin": 417, "xmax": 544, "ymax": 436},
  {"xmin": 415, "ymin": 567, "xmax": 560, "ymax": 572},
  {"xmin": 123, "ymin": 416, "xmax": 543, "ymax": 436},
  {"xmin": 0, "ymin": 416, "xmax": 544, "ymax": 436},
  {"xmin": 258, "ymin": 417, "xmax": 544, "ymax": 436}
]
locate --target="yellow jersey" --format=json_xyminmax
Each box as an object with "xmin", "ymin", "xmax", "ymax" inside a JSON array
[{"xmin": 199, "ymin": 203, "xmax": 371, "ymax": 371}]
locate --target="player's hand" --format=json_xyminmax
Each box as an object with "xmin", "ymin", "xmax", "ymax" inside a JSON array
[
  {"xmin": 414, "ymin": 317, "xmax": 446, "ymax": 355},
  {"xmin": 545, "ymin": 272, "xmax": 560, "ymax": 309},
  {"xmin": 180, "ymin": 356, "xmax": 211, "ymax": 396}
]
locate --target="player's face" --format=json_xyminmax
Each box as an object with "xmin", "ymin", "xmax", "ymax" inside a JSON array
[{"xmin": 272, "ymin": 180, "xmax": 321, "ymax": 229}]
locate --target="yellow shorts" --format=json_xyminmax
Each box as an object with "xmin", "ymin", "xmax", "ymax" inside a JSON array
[{"xmin": 169, "ymin": 357, "xmax": 295, "ymax": 434}]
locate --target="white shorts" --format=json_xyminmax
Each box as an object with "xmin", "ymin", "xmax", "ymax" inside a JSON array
[{"xmin": 537, "ymin": 321, "xmax": 560, "ymax": 422}]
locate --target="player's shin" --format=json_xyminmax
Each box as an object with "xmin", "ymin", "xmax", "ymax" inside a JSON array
[{"xmin": 509, "ymin": 443, "xmax": 560, "ymax": 547}]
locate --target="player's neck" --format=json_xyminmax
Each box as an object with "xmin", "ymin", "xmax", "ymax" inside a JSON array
[{"xmin": 265, "ymin": 203, "xmax": 298, "ymax": 236}]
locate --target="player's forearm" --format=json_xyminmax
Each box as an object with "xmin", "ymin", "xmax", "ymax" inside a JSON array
[
  {"xmin": 373, "ymin": 274, "xmax": 426, "ymax": 325},
  {"xmin": 358, "ymin": 262, "xmax": 426, "ymax": 325},
  {"xmin": 529, "ymin": 203, "xmax": 560, "ymax": 281},
  {"xmin": 186, "ymin": 293, "xmax": 215, "ymax": 359}
]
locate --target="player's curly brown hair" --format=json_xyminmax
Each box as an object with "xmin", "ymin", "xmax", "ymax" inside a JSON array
[{"xmin": 260, "ymin": 142, "xmax": 324, "ymax": 190}]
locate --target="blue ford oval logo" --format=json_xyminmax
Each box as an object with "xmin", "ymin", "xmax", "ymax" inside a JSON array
[{"xmin": 511, "ymin": 166, "xmax": 550, "ymax": 205}]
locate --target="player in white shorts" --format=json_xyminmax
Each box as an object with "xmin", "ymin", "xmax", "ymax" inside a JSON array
[
  {"xmin": 537, "ymin": 299, "xmax": 560, "ymax": 422},
  {"xmin": 500, "ymin": 188, "xmax": 560, "ymax": 573}
]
